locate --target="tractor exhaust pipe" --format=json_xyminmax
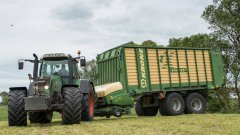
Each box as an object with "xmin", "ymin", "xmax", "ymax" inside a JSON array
[{"xmin": 33, "ymin": 53, "xmax": 39, "ymax": 79}]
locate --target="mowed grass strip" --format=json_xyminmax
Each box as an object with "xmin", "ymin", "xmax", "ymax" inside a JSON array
[
  {"xmin": 0, "ymin": 105, "xmax": 7, "ymax": 121},
  {"xmin": 0, "ymin": 105, "xmax": 240, "ymax": 135}
]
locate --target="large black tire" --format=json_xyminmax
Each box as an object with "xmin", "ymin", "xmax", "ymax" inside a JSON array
[
  {"xmin": 144, "ymin": 107, "xmax": 159, "ymax": 116},
  {"xmin": 184, "ymin": 93, "xmax": 206, "ymax": 114},
  {"xmin": 159, "ymin": 92, "xmax": 185, "ymax": 116},
  {"xmin": 135, "ymin": 100, "xmax": 158, "ymax": 116},
  {"xmin": 80, "ymin": 81, "xmax": 94, "ymax": 121},
  {"xmin": 135, "ymin": 100, "xmax": 144, "ymax": 116},
  {"xmin": 28, "ymin": 112, "xmax": 53, "ymax": 123},
  {"xmin": 81, "ymin": 93, "xmax": 94, "ymax": 121},
  {"xmin": 62, "ymin": 87, "xmax": 82, "ymax": 125},
  {"xmin": 8, "ymin": 90, "xmax": 27, "ymax": 126}
]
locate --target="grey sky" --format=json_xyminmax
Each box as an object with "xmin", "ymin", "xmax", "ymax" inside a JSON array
[{"xmin": 0, "ymin": 0, "xmax": 212, "ymax": 92}]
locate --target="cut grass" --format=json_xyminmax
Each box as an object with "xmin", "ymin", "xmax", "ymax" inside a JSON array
[
  {"xmin": 0, "ymin": 105, "xmax": 7, "ymax": 121},
  {"xmin": 0, "ymin": 105, "xmax": 240, "ymax": 135}
]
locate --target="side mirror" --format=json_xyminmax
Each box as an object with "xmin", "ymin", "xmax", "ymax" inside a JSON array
[
  {"xmin": 80, "ymin": 58, "xmax": 86, "ymax": 67},
  {"xmin": 18, "ymin": 61, "xmax": 24, "ymax": 70}
]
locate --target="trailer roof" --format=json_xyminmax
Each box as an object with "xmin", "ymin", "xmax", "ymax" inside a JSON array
[{"xmin": 97, "ymin": 42, "xmax": 214, "ymax": 62}]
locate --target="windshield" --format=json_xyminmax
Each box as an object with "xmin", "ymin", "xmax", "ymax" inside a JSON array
[{"xmin": 40, "ymin": 60, "xmax": 69, "ymax": 76}]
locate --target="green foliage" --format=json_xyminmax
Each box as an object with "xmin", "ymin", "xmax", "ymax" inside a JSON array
[
  {"xmin": 202, "ymin": 0, "xmax": 240, "ymax": 42},
  {"xmin": 80, "ymin": 59, "xmax": 97, "ymax": 85},
  {"xmin": 125, "ymin": 40, "xmax": 164, "ymax": 47},
  {"xmin": 0, "ymin": 92, "xmax": 8, "ymax": 97},
  {"xmin": 125, "ymin": 41, "xmax": 138, "ymax": 47},
  {"xmin": 207, "ymin": 87, "xmax": 233, "ymax": 113},
  {"xmin": 207, "ymin": 96, "xmax": 223, "ymax": 113},
  {"xmin": 141, "ymin": 40, "xmax": 158, "ymax": 47},
  {"xmin": 1, "ymin": 96, "xmax": 8, "ymax": 105},
  {"xmin": 168, "ymin": 33, "xmax": 228, "ymax": 49},
  {"xmin": 202, "ymin": 0, "xmax": 240, "ymax": 109}
]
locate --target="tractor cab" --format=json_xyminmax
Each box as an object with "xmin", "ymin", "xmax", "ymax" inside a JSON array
[
  {"xmin": 17, "ymin": 52, "xmax": 86, "ymax": 96},
  {"xmin": 40, "ymin": 53, "xmax": 81, "ymax": 85}
]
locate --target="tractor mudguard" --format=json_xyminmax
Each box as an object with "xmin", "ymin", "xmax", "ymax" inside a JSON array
[
  {"xmin": 9, "ymin": 87, "xmax": 27, "ymax": 95},
  {"xmin": 80, "ymin": 79, "xmax": 95, "ymax": 94},
  {"xmin": 9, "ymin": 87, "xmax": 27, "ymax": 91}
]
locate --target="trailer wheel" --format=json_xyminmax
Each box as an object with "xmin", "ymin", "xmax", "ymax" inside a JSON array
[
  {"xmin": 135, "ymin": 100, "xmax": 145, "ymax": 116},
  {"xmin": 8, "ymin": 90, "xmax": 27, "ymax": 126},
  {"xmin": 62, "ymin": 87, "xmax": 82, "ymax": 125},
  {"xmin": 29, "ymin": 112, "xmax": 53, "ymax": 123},
  {"xmin": 144, "ymin": 107, "xmax": 158, "ymax": 116},
  {"xmin": 81, "ymin": 82, "xmax": 94, "ymax": 121},
  {"xmin": 135, "ymin": 100, "xmax": 158, "ymax": 116},
  {"xmin": 159, "ymin": 92, "xmax": 185, "ymax": 116},
  {"xmin": 185, "ymin": 93, "xmax": 206, "ymax": 114}
]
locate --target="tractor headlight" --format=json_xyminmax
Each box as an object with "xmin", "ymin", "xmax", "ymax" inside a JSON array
[{"xmin": 44, "ymin": 85, "xmax": 49, "ymax": 90}]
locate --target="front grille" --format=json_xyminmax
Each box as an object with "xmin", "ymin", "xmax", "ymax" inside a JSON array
[{"xmin": 34, "ymin": 76, "xmax": 51, "ymax": 95}]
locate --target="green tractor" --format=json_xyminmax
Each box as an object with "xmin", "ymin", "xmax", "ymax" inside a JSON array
[{"xmin": 8, "ymin": 51, "xmax": 95, "ymax": 126}]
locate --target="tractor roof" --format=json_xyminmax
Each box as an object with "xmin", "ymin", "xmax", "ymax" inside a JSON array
[{"xmin": 42, "ymin": 53, "xmax": 68, "ymax": 59}]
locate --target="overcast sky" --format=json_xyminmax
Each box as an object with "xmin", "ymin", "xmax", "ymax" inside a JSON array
[{"xmin": 0, "ymin": 0, "xmax": 212, "ymax": 92}]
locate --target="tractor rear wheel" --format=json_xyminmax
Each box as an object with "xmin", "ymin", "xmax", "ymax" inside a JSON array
[
  {"xmin": 62, "ymin": 87, "xmax": 83, "ymax": 125},
  {"xmin": 184, "ymin": 93, "xmax": 206, "ymax": 114},
  {"xmin": 159, "ymin": 92, "xmax": 185, "ymax": 116},
  {"xmin": 8, "ymin": 90, "xmax": 27, "ymax": 126},
  {"xmin": 135, "ymin": 99, "xmax": 158, "ymax": 116},
  {"xmin": 29, "ymin": 112, "xmax": 53, "ymax": 123},
  {"xmin": 81, "ymin": 82, "xmax": 94, "ymax": 121}
]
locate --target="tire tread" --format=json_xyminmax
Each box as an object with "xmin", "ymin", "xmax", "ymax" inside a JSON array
[{"xmin": 8, "ymin": 90, "xmax": 27, "ymax": 126}]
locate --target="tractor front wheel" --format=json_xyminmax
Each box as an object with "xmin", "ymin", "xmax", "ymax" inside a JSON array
[
  {"xmin": 62, "ymin": 87, "xmax": 83, "ymax": 125},
  {"xmin": 8, "ymin": 90, "xmax": 27, "ymax": 126}
]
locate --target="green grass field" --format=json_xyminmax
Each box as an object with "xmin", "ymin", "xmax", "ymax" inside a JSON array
[{"xmin": 1, "ymin": 105, "xmax": 240, "ymax": 135}]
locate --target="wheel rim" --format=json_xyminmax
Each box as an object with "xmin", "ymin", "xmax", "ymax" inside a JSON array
[
  {"xmin": 89, "ymin": 92, "xmax": 94, "ymax": 117},
  {"xmin": 191, "ymin": 98, "xmax": 202, "ymax": 111},
  {"xmin": 171, "ymin": 98, "xmax": 181, "ymax": 111},
  {"xmin": 115, "ymin": 111, "xmax": 121, "ymax": 117}
]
